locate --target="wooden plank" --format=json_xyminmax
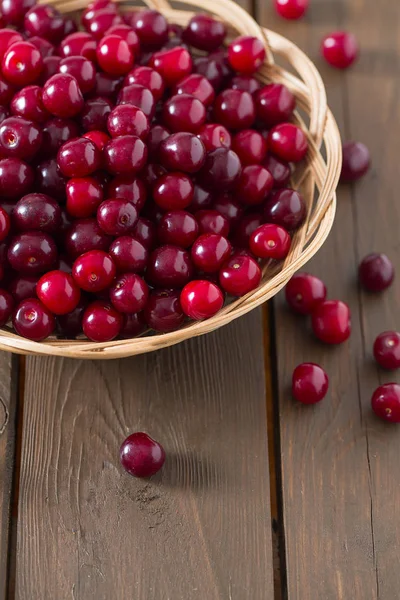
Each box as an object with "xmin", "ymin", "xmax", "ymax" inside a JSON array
[
  {"xmin": 15, "ymin": 311, "xmax": 274, "ymax": 600},
  {"xmin": 258, "ymin": 0, "xmax": 400, "ymax": 598},
  {"xmin": 0, "ymin": 353, "xmax": 19, "ymax": 599}
]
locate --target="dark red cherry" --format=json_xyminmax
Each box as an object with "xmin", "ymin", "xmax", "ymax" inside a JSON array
[
  {"xmin": 57, "ymin": 297, "xmax": 87, "ymax": 338},
  {"xmin": 147, "ymin": 245, "xmax": 193, "ymax": 289},
  {"xmin": 200, "ymin": 148, "xmax": 242, "ymax": 191},
  {"xmin": 263, "ymin": 154, "xmax": 291, "ymax": 188},
  {"xmin": 153, "ymin": 172, "xmax": 194, "ymax": 211},
  {"xmin": 341, "ymin": 141, "xmax": 370, "ymax": 182},
  {"xmin": 129, "ymin": 9, "xmax": 169, "ymax": 50},
  {"xmin": 66, "ymin": 177, "xmax": 104, "ymax": 219},
  {"xmin": 255, "ymin": 84, "xmax": 295, "ymax": 127},
  {"xmin": 249, "ymin": 223, "xmax": 291, "ymax": 259},
  {"xmin": 158, "ymin": 210, "xmax": 199, "ymax": 248},
  {"xmin": 219, "ymin": 254, "xmax": 261, "ymax": 296},
  {"xmin": 2, "ymin": 41, "xmax": 43, "ymax": 87},
  {"xmin": 119, "ymin": 312, "xmax": 146, "ymax": 339},
  {"xmin": 159, "ymin": 132, "xmax": 206, "ymax": 173},
  {"xmin": 182, "ymin": 14, "xmax": 226, "ymax": 51},
  {"xmin": 8, "ymin": 231, "xmax": 57, "ymax": 275},
  {"xmin": 13, "ymin": 298, "xmax": 55, "ymax": 341},
  {"xmin": 228, "ymin": 35, "xmax": 266, "ymax": 74},
  {"xmin": 321, "ymin": 31, "xmax": 359, "ymax": 69},
  {"xmin": 13, "ymin": 193, "xmax": 61, "ymax": 234},
  {"xmin": 230, "ymin": 74, "xmax": 261, "ymax": 93},
  {"xmin": 232, "ymin": 129, "xmax": 267, "ymax": 165},
  {"xmin": 1, "ymin": 0, "xmax": 37, "ymax": 26},
  {"xmin": 268, "ymin": 123, "xmax": 308, "ymax": 162},
  {"xmin": 0, "ymin": 116, "xmax": 42, "ymax": 161},
  {"xmin": 191, "ymin": 233, "xmax": 231, "ymax": 273},
  {"xmin": 162, "ymin": 94, "xmax": 206, "ymax": 134},
  {"xmin": 173, "ymin": 73, "xmax": 215, "ymax": 107},
  {"xmin": 24, "ymin": 5, "xmax": 64, "ymax": 43},
  {"xmin": 60, "ymin": 32, "xmax": 97, "ymax": 62},
  {"xmin": 117, "ymin": 83, "xmax": 155, "ymax": 118},
  {"xmin": 144, "ymin": 289, "xmax": 184, "ymax": 332},
  {"xmin": 124, "ymin": 65, "xmax": 164, "ymax": 101},
  {"xmin": 80, "ymin": 96, "xmax": 112, "ymax": 132},
  {"xmin": 37, "ymin": 270, "xmax": 80, "ymax": 315},
  {"xmin": 97, "ymin": 34, "xmax": 134, "ymax": 76},
  {"xmin": 132, "ymin": 217, "xmax": 157, "ymax": 251},
  {"xmin": 11, "ymin": 86, "xmax": 49, "ymax": 123},
  {"xmin": 147, "ymin": 124, "xmax": 170, "ymax": 159},
  {"xmin": 36, "ymin": 158, "xmax": 66, "ymax": 200},
  {"xmin": 213, "ymin": 89, "xmax": 255, "ymax": 130},
  {"xmin": 59, "ymin": 56, "xmax": 96, "ymax": 94},
  {"xmin": 28, "ymin": 36, "xmax": 55, "ymax": 59},
  {"xmin": 264, "ymin": 188, "xmax": 306, "ymax": 231},
  {"xmin": 57, "ymin": 138, "xmax": 102, "ymax": 178},
  {"xmin": 292, "ymin": 363, "xmax": 329, "ymax": 405},
  {"xmin": 196, "ymin": 209, "xmax": 230, "ymax": 238},
  {"xmin": 180, "ymin": 279, "xmax": 224, "ymax": 320},
  {"xmin": 120, "ymin": 431, "xmax": 165, "ymax": 478},
  {"xmin": 87, "ymin": 8, "xmax": 122, "ymax": 40},
  {"xmin": 107, "ymin": 104, "xmax": 149, "ymax": 140},
  {"xmin": 64, "ymin": 218, "xmax": 112, "ymax": 259},
  {"xmin": 97, "ymin": 198, "xmax": 138, "ymax": 236},
  {"xmin": 213, "ymin": 193, "xmax": 243, "ymax": 226},
  {"xmin": 104, "ymin": 135, "xmax": 147, "ymax": 175},
  {"xmin": 358, "ymin": 253, "xmax": 394, "ymax": 292},
  {"xmin": 110, "ymin": 273, "xmax": 149, "ymax": 313},
  {"xmin": 82, "ymin": 300, "xmax": 123, "ymax": 342},
  {"xmin": 9, "ymin": 275, "xmax": 39, "ymax": 303},
  {"xmin": 236, "ymin": 165, "xmax": 274, "ymax": 205},
  {"xmin": 72, "ymin": 249, "xmax": 116, "ymax": 293},
  {"xmin": 197, "ymin": 123, "xmax": 231, "ymax": 152},
  {"xmin": 0, "ymin": 158, "xmax": 34, "ymax": 199},
  {"xmin": 109, "ymin": 236, "xmax": 148, "ymax": 273},
  {"xmin": 230, "ymin": 211, "xmax": 263, "ymax": 248},
  {"xmin": 311, "ymin": 300, "xmax": 351, "ymax": 344},
  {"xmin": 373, "ymin": 331, "xmax": 400, "ymax": 370},
  {"xmin": 107, "ymin": 174, "xmax": 147, "ymax": 211},
  {"xmin": 149, "ymin": 46, "xmax": 192, "ymax": 86},
  {"xmin": 42, "ymin": 74, "xmax": 84, "ymax": 119}
]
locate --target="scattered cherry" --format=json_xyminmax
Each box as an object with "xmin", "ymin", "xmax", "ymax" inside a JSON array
[
  {"xmin": 321, "ymin": 31, "xmax": 359, "ymax": 69},
  {"xmin": 311, "ymin": 300, "xmax": 351, "ymax": 344},
  {"xmin": 120, "ymin": 432, "xmax": 165, "ymax": 478},
  {"xmin": 359, "ymin": 253, "xmax": 394, "ymax": 292},
  {"xmin": 274, "ymin": 0, "xmax": 309, "ymax": 20},
  {"xmin": 285, "ymin": 272, "xmax": 327, "ymax": 315},
  {"xmin": 292, "ymin": 363, "xmax": 329, "ymax": 404},
  {"xmin": 371, "ymin": 384, "xmax": 400, "ymax": 423},
  {"xmin": 373, "ymin": 331, "xmax": 400, "ymax": 370},
  {"xmin": 341, "ymin": 141, "xmax": 370, "ymax": 182}
]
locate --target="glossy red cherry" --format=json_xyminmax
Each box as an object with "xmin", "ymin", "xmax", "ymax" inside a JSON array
[
  {"xmin": 107, "ymin": 174, "xmax": 147, "ymax": 210},
  {"xmin": 83, "ymin": 130, "xmax": 110, "ymax": 153},
  {"xmin": 0, "ymin": 29, "xmax": 23, "ymax": 57},
  {"xmin": 0, "ymin": 206, "xmax": 10, "ymax": 241},
  {"xmin": 97, "ymin": 198, "xmax": 138, "ymax": 236},
  {"xmin": 28, "ymin": 36, "xmax": 56, "ymax": 59},
  {"xmin": 373, "ymin": 331, "xmax": 400, "ymax": 370},
  {"xmin": 173, "ymin": 73, "xmax": 215, "ymax": 107},
  {"xmin": 104, "ymin": 135, "xmax": 147, "ymax": 175},
  {"xmin": 87, "ymin": 8, "xmax": 122, "ymax": 40},
  {"xmin": 264, "ymin": 188, "xmax": 306, "ymax": 231},
  {"xmin": 24, "ymin": 5, "xmax": 64, "ymax": 42},
  {"xmin": 371, "ymin": 384, "xmax": 400, "ymax": 423},
  {"xmin": 97, "ymin": 34, "xmax": 133, "ymax": 76},
  {"xmin": 358, "ymin": 253, "xmax": 394, "ymax": 292},
  {"xmin": 263, "ymin": 154, "xmax": 291, "ymax": 188},
  {"xmin": 193, "ymin": 55, "xmax": 224, "ymax": 91},
  {"xmin": 163, "ymin": 94, "xmax": 206, "ymax": 134},
  {"xmin": 110, "ymin": 272, "xmax": 149, "ymax": 313},
  {"xmin": 0, "ymin": 116, "xmax": 42, "ymax": 161},
  {"xmin": 58, "ymin": 138, "xmax": 102, "ymax": 178},
  {"xmin": 275, "ymin": 0, "xmax": 309, "ymax": 20},
  {"xmin": 8, "ymin": 231, "xmax": 57, "ymax": 275},
  {"xmin": 118, "ymin": 83, "xmax": 155, "ymax": 118},
  {"xmin": 0, "ymin": 158, "xmax": 34, "ymax": 199},
  {"xmin": 255, "ymin": 84, "xmax": 295, "ymax": 127},
  {"xmin": 285, "ymin": 272, "xmax": 327, "ymax": 315},
  {"xmin": 13, "ymin": 193, "xmax": 61, "ymax": 234},
  {"xmin": 232, "ymin": 129, "xmax": 267, "ymax": 165},
  {"xmin": 311, "ymin": 300, "xmax": 351, "ymax": 344},
  {"xmin": 219, "ymin": 254, "xmax": 261, "ymax": 296},
  {"xmin": 321, "ymin": 31, "xmax": 358, "ymax": 69},
  {"xmin": 197, "ymin": 123, "xmax": 231, "ymax": 152},
  {"xmin": 195, "ymin": 210, "xmax": 229, "ymax": 238},
  {"xmin": 82, "ymin": 300, "xmax": 123, "ymax": 342},
  {"xmin": 64, "ymin": 218, "xmax": 112, "ymax": 259},
  {"xmin": 120, "ymin": 432, "xmax": 165, "ymax": 478},
  {"xmin": 200, "ymin": 148, "xmax": 241, "ymax": 191},
  {"xmin": 0, "ymin": 289, "xmax": 13, "ymax": 325},
  {"xmin": 159, "ymin": 132, "xmax": 206, "ymax": 173},
  {"xmin": 13, "ymin": 298, "xmax": 55, "ymax": 341},
  {"xmin": 341, "ymin": 141, "xmax": 370, "ymax": 182},
  {"xmin": 66, "ymin": 177, "xmax": 103, "ymax": 219},
  {"xmin": 124, "ymin": 65, "xmax": 164, "ymax": 101},
  {"xmin": 59, "ymin": 56, "xmax": 96, "ymax": 94},
  {"xmin": 1, "ymin": 0, "xmax": 37, "ymax": 26},
  {"xmin": 214, "ymin": 89, "xmax": 255, "ymax": 130},
  {"xmin": 11, "ymin": 86, "xmax": 49, "ymax": 123},
  {"xmin": 182, "ymin": 14, "xmax": 226, "ymax": 51},
  {"xmin": 109, "ymin": 236, "xmax": 148, "ymax": 273},
  {"xmin": 144, "ymin": 289, "xmax": 184, "ymax": 332},
  {"xmin": 107, "ymin": 24, "xmax": 140, "ymax": 56},
  {"xmin": 60, "ymin": 32, "xmax": 97, "ymax": 62},
  {"xmin": 107, "ymin": 104, "xmax": 149, "ymax": 140},
  {"xmin": 236, "ymin": 165, "xmax": 274, "ymax": 205},
  {"xmin": 153, "ymin": 172, "xmax": 194, "ymax": 211},
  {"xmin": 147, "ymin": 245, "xmax": 193, "ymax": 289},
  {"xmin": 149, "ymin": 46, "xmax": 192, "ymax": 86},
  {"xmin": 180, "ymin": 280, "xmax": 224, "ymax": 320},
  {"xmin": 228, "ymin": 35, "xmax": 266, "ymax": 74},
  {"xmin": 268, "ymin": 123, "xmax": 308, "ymax": 162},
  {"xmin": 158, "ymin": 210, "xmax": 199, "ymax": 248},
  {"xmin": 292, "ymin": 363, "xmax": 328, "ymax": 404},
  {"xmin": 129, "ymin": 9, "xmax": 169, "ymax": 50},
  {"xmin": 250, "ymin": 223, "xmax": 291, "ymax": 259},
  {"xmin": 2, "ymin": 42, "xmax": 43, "ymax": 87},
  {"xmin": 72, "ymin": 249, "xmax": 116, "ymax": 292},
  {"xmin": 191, "ymin": 234, "xmax": 231, "ymax": 273},
  {"xmin": 43, "ymin": 74, "xmax": 84, "ymax": 119},
  {"xmin": 37, "ymin": 270, "xmax": 81, "ymax": 315}
]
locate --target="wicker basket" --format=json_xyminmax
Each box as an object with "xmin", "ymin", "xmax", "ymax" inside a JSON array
[{"xmin": 0, "ymin": 0, "xmax": 341, "ymax": 359}]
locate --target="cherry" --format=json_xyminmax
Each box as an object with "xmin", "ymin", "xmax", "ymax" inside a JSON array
[
  {"xmin": 147, "ymin": 245, "xmax": 193, "ymax": 288},
  {"xmin": 97, "ymin": 34, "xmax": 133, "ymax": 76},
  {"xmin": 9, "ymin": 275, "xmax": 39, "ymax": 303},
  {"xmin": 275, "ymin": 0, "xmax": 309, "ymax": 19},
  {"xmin": 231, "ymin": 75, "xmax": 261, "ymax": 93},
  {"xmin": 107, "ymin": 174, "xmax": 147, "ymax": 210},
  {"xmin": 263, "ymin": 154, "xmax": 291, "ymax": 188},
  {"xmin": 59, "ymin": 56, "xmax": 96, "ymax": 94},
  {"xmin": 159, "ymin": 132, "xmax": 206, "ymax": 173},
  {"xmin": 163, "ymin": 94, "xmax": 206, "ymax": 134},
  {"xmin": 107, "ymin": 104, "xmax": 149, "ymax": 140},
  {"xmin": 73, "ymin": 249, "xmax": 116, "ymax": 292},
  {"xmin": 232, "ymin": 129, "xmax": 267, "ymax": 165},
  {"xmin": 196, "ymin": 210, "xmax": 229, "ymax": 238},
  {"xmin": 124, "ymin": 65, "xmax": 164, "ymax": 101},
  {"xmin": 268, "ymin": 123, "xmax": 308, "ymax": 162},
  {"xmin": 57, "ymin": 297, "xmax": 87, "ymax": 338},
  {"xmin": 110, "ymin": 272, "xmax": 149, "ymax": 313},
  {"xmin": 0, "ymin": 158, "xmax": 34, "ymax": 199},
  {"xmin": 66, "ymin": 177, "xmax": 103, "ymax": 219},
  {"xmin": 94, "ymin": 71, "xmax": 123, "ymax": 99},
  {"xmin": 250, "ymin": 223, "xmax": 291, "ymax": 259},
  {"xmin": 118, "ymin": 84, "xmax": 156, "ymax": 119},
  {"xmin": 0, "ymin": 116, "xmax": 42, "ymax": 161},
  {"xmin": 120, "ymin": 432, "xmax": 165, "ymax": 478},
  {"xmin": 36, "ymin": 158, "xmax": 66, "ymax": 200},
  {"xmin": 173, "ymin": 73, "xmax": 215, "ymax": 107},
  {"xmin": 1, "ymin": 0, "xmax": 37, "ymax": 26},
  {"xmin": 82, "ymin": 0, "xmax": 115, "ymax": 28},
  {"xmin": 0, "ymin": 206, "xmax": 10, "ymax": 241},
  {"xmin": 312, "ymin": 300, "xmax": 351, "ymax": 344},
  {"xmin": 255, "ymin": 84, "xmax": 296, "ymax": 127},
  {"xmin": 193, "ymin": 56, "xmax": 224, "ymax": 91},
  {"xmin": 228, "ymin": 36, "xmax": 266, "ymax": 74},
  {"xmin": 37, "ymin": 270, "xmax": 80, "ymax": 315},
  {"xmin": 60, "ymin": 32, "xmax": 97, "ymax": 62},
  {"xmin": 58, "ymin": 138, "xmax": 102, "ymax": 178},
  {"xmin": 373, "ymin": 331, "xmax": 400, "ymax": 370},
  {"xmin": 197, "ymin": 123, "xmax": 232, "ymax": 152},
  {"xmin": 129, "ymin": 10, "xmax": 169, "ymax": 50},
  {"xmin": 371, "ymin": 384, "xmax": 400, "ymax": 423},
  {"xmin": 200, "ymin": 148, "xmax": 241, "ymax": 191},
  {"xmin": 107, "ymin": 24, "xmax": 140, "ymax": 57},
  {"xmin": 182, "ymin": 14, "xmax": 226, "ymax": 51},
  {"xmin": 144, "ymin": 289, "xmax": 184, "ymax": 332},
  {"xmin": 0, "ymin": 289, "xmax": 13, "ymax": 325},
  {"xmin": 0, "ymin": 29, "xmax": 23, "ymax": 57},
  {"xmin": 97, "ymin": 198, "xmax": 138, "ymax": 236},
  {"xmin": 80, "ymin": 96, "xmax": 112, "ymax": 132},
  {"xmin": 2, "ymin": 41, "xmax": 43, "ymax": 87},
  {"xmin": 104, "ymin": 135, "xmax": 147, "ymax": 175},
  {"xmin": 42, "ymin": 74, "xmax": 84, "ymax": 119},
  {"xmin": 40, "ymin": 56, "xmax": 61, "ymax": 85},
  {"xmin": 213, "ymin": 193, "xmax": 243, "ymax": 226},
  {"xmin": 147, "ymin": 124, "xmax": 170, "ymax": 159},
  {"xmin": 219, "ymin": 254, "xmax": 261, "ymax": 296},
  {"xmin": 214, "ymin": 89, "xmax": 255, "ymax": 130},
  {"xmin": 236, "ymin": 165, "xmax": 274, "ymax": 205},
  {"xmin": 321, "ymin": 31, "xmax": 358, "ymax": 69},
  {"xmin": 24, "ymin": 5, "xmax": 64, "ymax": 43},
  {"xmin": 13, "ymin": 298, "xmax": 55, "ymax": 341},
  {"xmin": 64, "ymin": 218, "xmax": 112, "ymax": 259},
  {"xmin": 191, "ymin": 234, "xmax": 231, "ymax": 273},
  {"xmin": 109, "ymin": 236, "xmax": 148, "ymax": 273},
  {"xmin": 158, "ymin": 210, "xmax": 198, "ymax": 248},
  {"xmin": 13, "ymin": 193, "xmax": 61, "ymax": 234},
  {"xmin": 359, "ymin": 253, "xmax": 394, "ymax": 292},
  {"xmin": 119, "ymin": 312, "xmax": 146, "ymax": 338},
  {"xmin": 153, "ymin": 172, "xmax": 194, "ymax": 211},
  {"xmin": 285, "ymin": 272, "xmax": 327, "ymax": 315},
  {"xmin": 341, "ymin": 141, "xmax": 370, "ymax": 182},
  {"xmin": 8, "ymin": 231, "xmax": 57, "ymax": 275},
  {"xmin": 29, "ymin": 36, "xmax": 56, "ymax": 59},
  {"xmin": 83, "ymin": 130, "xmax": 110, "ymax": 152},
  {"xmin": 0, "ymin": 75, "xmax": 15, "ymax": 105},
  {"xmin": 180, "ymin": 279, "xmax": 224, "ymax": 321},
  {"xmin": 63, "ymin": 18, "xmax": 78, "ymax": 38},
  {"xmin": 82, "ymin": 300, "xmax": 123, "ymax": 342},
  {"xmin": 264, "ymin": 188, "xmax": 306, "ymax": 231},
  {"xmin": 11, "ymin": 86, "xmax": 49, "ymax": 123},
  {"xmin": 292, "ymin": 363, "xmax": 328, "ymax": 404},
  {"xmin": 231, "ymin": 212, "xmax": 263, "ymax": 248},
  {"xmin": 189, "ymin": 185, "xmax": 213, "ymax": 212},
  {"xmin": 87, "ymin": 8, "xmax": 122, "ymax": 40},
  {"xmin": 149, "ymin": 46, "xmax": 192, "ymax": 86},
  {"xmin": 132, "ymin": 217, "xmax": 157, "ymax": 251}
]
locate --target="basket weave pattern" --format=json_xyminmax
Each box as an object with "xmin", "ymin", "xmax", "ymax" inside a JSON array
[{"xmin": 0, "ymin": 0, "xmax": 341, "ymax": 359}]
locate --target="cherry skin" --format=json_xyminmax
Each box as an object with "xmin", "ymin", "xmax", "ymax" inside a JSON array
[
  {"xmin": 13, "ymin": 193, "xmax": 61, "ymax": 234},
  {"xmin": 119, "ymin": 312, "xmax": 146, "ymax": 339},
  {"xmin": 200, "ymin": 148, "xmax": 242, "ymax": 191},
  {"xmin": 373, "ymin": 331, "xmax": 400, "ymax": 370},
  {"xmin": 250, "ymin": 223, "xmax": 291, "ymax": 260},
  {"xmin": 158, "ymin": 210, "xmax": 199, "ymax": 248},
  {"xmin": 163, "ymin": 94, "xmax": 206, "ymax": 134},
  {"xmin": 11, "ymin": 86, "xmax": 49, "ymax": 123},
  {"xmin": 87, "ymin": 8, "xmax": 122, "ymax": 40},
  {"xmin": 231, "ymin": 75, "xmax": 261, "ymax": 94},
  {"xmin": 124, "ymin": 65, "xmax": 164, "ymax": 101},
  {"xmin": 72, "ymin": 250, "xmax": 116, "ymax": 293},
  {"xmin": 107, "ymin": 174, "xmax": 147, "ymax": 211},
  {"xmin": 275, "ymin": 0, "xmax": 309, "ymax": 20},
  {"xmin": 236, "ymin": 165, "xmax": 274, "ymax": 205},
  {"xmin": 321, "ymin": 31, "xmax": 359, "ymax": 69},
  {"xmin": 0, "ymin": 75, "xmax": 15, "ymax": 106},
  {"xmin": 1, "ymin": 0, "xmax": 37, "ymax": 26},
  {"xmin": 104, "ymin": 135, "xmax": 147, "ymax": 175},
  {"xmin": 0, "ymin": 158, "xmax": 34, "ymax": 199},
  {"xmin": 180, "ymin": 280, "xmax": 224, "ymax": 320},
  {"xmin": 40, "ymin": 56, "xmax": 61, "ymax": 85},
  {"xmin": 80, "ymin": 96, "xmax": 112, "ymax": 132},
  {"xmin": 292, "ymin": 363, "xmax": 329, "ymax": 405},
  {"xmin": 110, "ymin": 273, "xmax": 149, "ymax": 313},
  {"xmin": 144, "ymin": 289, "xmax": 185, "ymax": 332},
  {"xmin": 214, "ymin": 89, "xmax": 255, "ymax": 130},
  {"xmin": 182, "ymin": 14, "xmax": 226, "ymax": 51},
  {"xmin": 106, "ymin": 24, "xmax": 140, "ymax": 57},
  {"xmin": 132, "ymin": 217, "xmax": 157, "ymax": 251},
  {"xmin": 9, "ymin": 275, "xmax": 39, "ymax": 304},
  {"xmin": 60, "ymin": 32, "xmax": 97, "ymax": 62},
  {"xmin": 197, "ymin": 123, "xmax": 232, "ymax": 152},
  {"xmin": 311, "ymin": 300, "xmax": 351, "ymax": 344},
  {"xmin": 97, "ymin": 198, "xmax": 138, "ymax": 236},
  {"xmin": 153, "ymin": 172, "xmax": 194, "ymax": 211},
  {"xmin": 219, "ymin": 254, "xmax": 261, "ymax": 296},
  {"xmin": 147, "ymin": 245, "xmax": 193, "ymax": 289},
  {"xmin": 231, "ymin": 212, "xmax": 263, "ymax": 249},
  {"xmin": 43, "ymin": 74, "xmax": 84, "ymax": 119},
  {"xmin": 107, "ymin": 105, "xmax": 149, "ymax": 141},
  {"xmin": 268, "ymin": 123, "xmax": 308, "ymax": 162},
  {"xmin": 13, "ymin": 298, "xmax": 55, "ymax": 341},
  {"xmin": 147, "ymin": 124, "xmax": 170, "ymax": 159},
  {"xmin": 36, "ymin": 159, "xmax": 66, "ymax": 200},
  {"xmin": 82, "ymin": 300, "xmax": 123, "ymax": 342},
  {"xmin": 0, "ymin": 289, "xmax": 13, "ymax": 326},
  {"xmin": 97, "ymin": 35, "xmax": 133, "ymax": 76},
  {"xmin": 37, "ymin": 270, "xmax": 81, "ymax": 315},
  {"xmin": 341, "ymin": 141, "xmax": 370, "ymax": 182},
  {"xmin": 255, "ymin": 84, "xmax": 296, "ymax": 127},
  {"xmin": 2, "ymin": 42, "xmax": 43, "ymax": 87},
  {"xmin": 191, "ymin": 234, "xmax": 232, "ymax": 274},
  {"xmin": 193, "ymin": 55, "xmax": 224, "ymax": 91},
  {"xmin": 213, "ymin": 193, "xmax": 243, "ymax": 226},
  {"xmin": 42, "ymin": 118, "xmax": 80, "ymax": 157},
  {"xmin": 232, "ymin": 129, "xmax": 267, "ymax": 165},
  {"xmin": 263, "ymin": 154, "xmax": 291, "ymax": 188},
  {"xmin": 264, "ymin": 189, "xmax": 306, "ymax": 231},
  {"xmin": 371, "ymin": 384, "xmax": 400, "ymax": 423},
  {"xmin": 159, "ymin": 132, "xmax": 206, "ymax": 173},
  {"xmin": 228, "ymin": 36, "xmax": 266, "ymax": 74},
  {"xmin": 118, "ymin": 83, "xmax": 155, "ymax": 119},
  {"xmin": 0, "ymin": 29, "xmax": 23, "ymax": 58},
  {"xmin": 196, "ymin": 210, "xmax": 230, "ymax": 238},
  {"xmin": 358, "ymin": 253, "xmax": 394, "ymax": 292},
  {"xmin": 64, "ymin": 218, "xmax": 112, "ymax": 259},
  {"xmin": 58, "ymin": 138, "xmax": 102, "ymax": 178},
  {"xmin": 59, "ymin": 56, "xmax": 96, "ymax": 94},
  {"xmin": 149, "ymin": 46, "xmax": 192, "ymax": 86},
  {"xmin": 28, "ymin": 36, "xmax": 56, "ymax": 60},
  {"xmin": 285, "ymin": 272, "xmax": 327, "ymax": 315},
  {"xmin": 8, "ymin": 232, "xmax": 57, "ymax": 275},
  {"xmin": 129, "ymin": 9, "xmax": 169, "ymax": 50},
  {"xmin": 66, "ymin": 177, "xmax": 104, "ymax": 219},
  {"xmin": 24, "ymin": 5, "xmax": 64, "ymax": 43},
  {"xmin": 83, "ymin": 130, "xmax": 110, "ymax": 153},
  {"xmin": 109, "ymin": 236, "xmax": 148, "ymax": 273},
  {"xmin": 0, "ymin": 206, "xmax": 10, "ymax": 241},
  {"xmin": 173, "ymin": 74, "xmax": 215, "ymax": 107},
  {"xmin": 0, "ymin": 117, "xmax": 42, "ymax": 161},
  {"xmin": 120, "ymin": 432, "xmax": 165, "ymax": 478}
]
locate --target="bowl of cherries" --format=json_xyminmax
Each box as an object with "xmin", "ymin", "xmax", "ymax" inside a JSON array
[{"xmin": 0, "ymin": 0, "xmax": 341, "ymax": 358}]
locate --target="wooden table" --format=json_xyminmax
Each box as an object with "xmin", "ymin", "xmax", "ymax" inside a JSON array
[{"xmin": 1, "ymin": 0, "xmax": 399, "ymax": 597}]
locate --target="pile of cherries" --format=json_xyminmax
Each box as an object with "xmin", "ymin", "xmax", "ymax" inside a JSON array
[{"xmin": 0, "ymin": 0, "xmax": 313, "ymax": 344}]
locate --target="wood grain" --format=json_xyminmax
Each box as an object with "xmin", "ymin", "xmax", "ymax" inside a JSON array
[
  {"xmin": 0, "ymin": 353, "xmax": 18, "ymax": 600},
  {"xmin": 259, "ymin": 0, "xmax": 400, "ymax": 598},
  {"xmin": 15, "ymin": 312, "xmax": 273, "ymax": 600}
]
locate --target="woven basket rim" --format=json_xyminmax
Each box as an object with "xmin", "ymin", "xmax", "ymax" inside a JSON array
[{"xmin": 0, "ymin": 0, "xmax": 342, "ymax": 359}]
